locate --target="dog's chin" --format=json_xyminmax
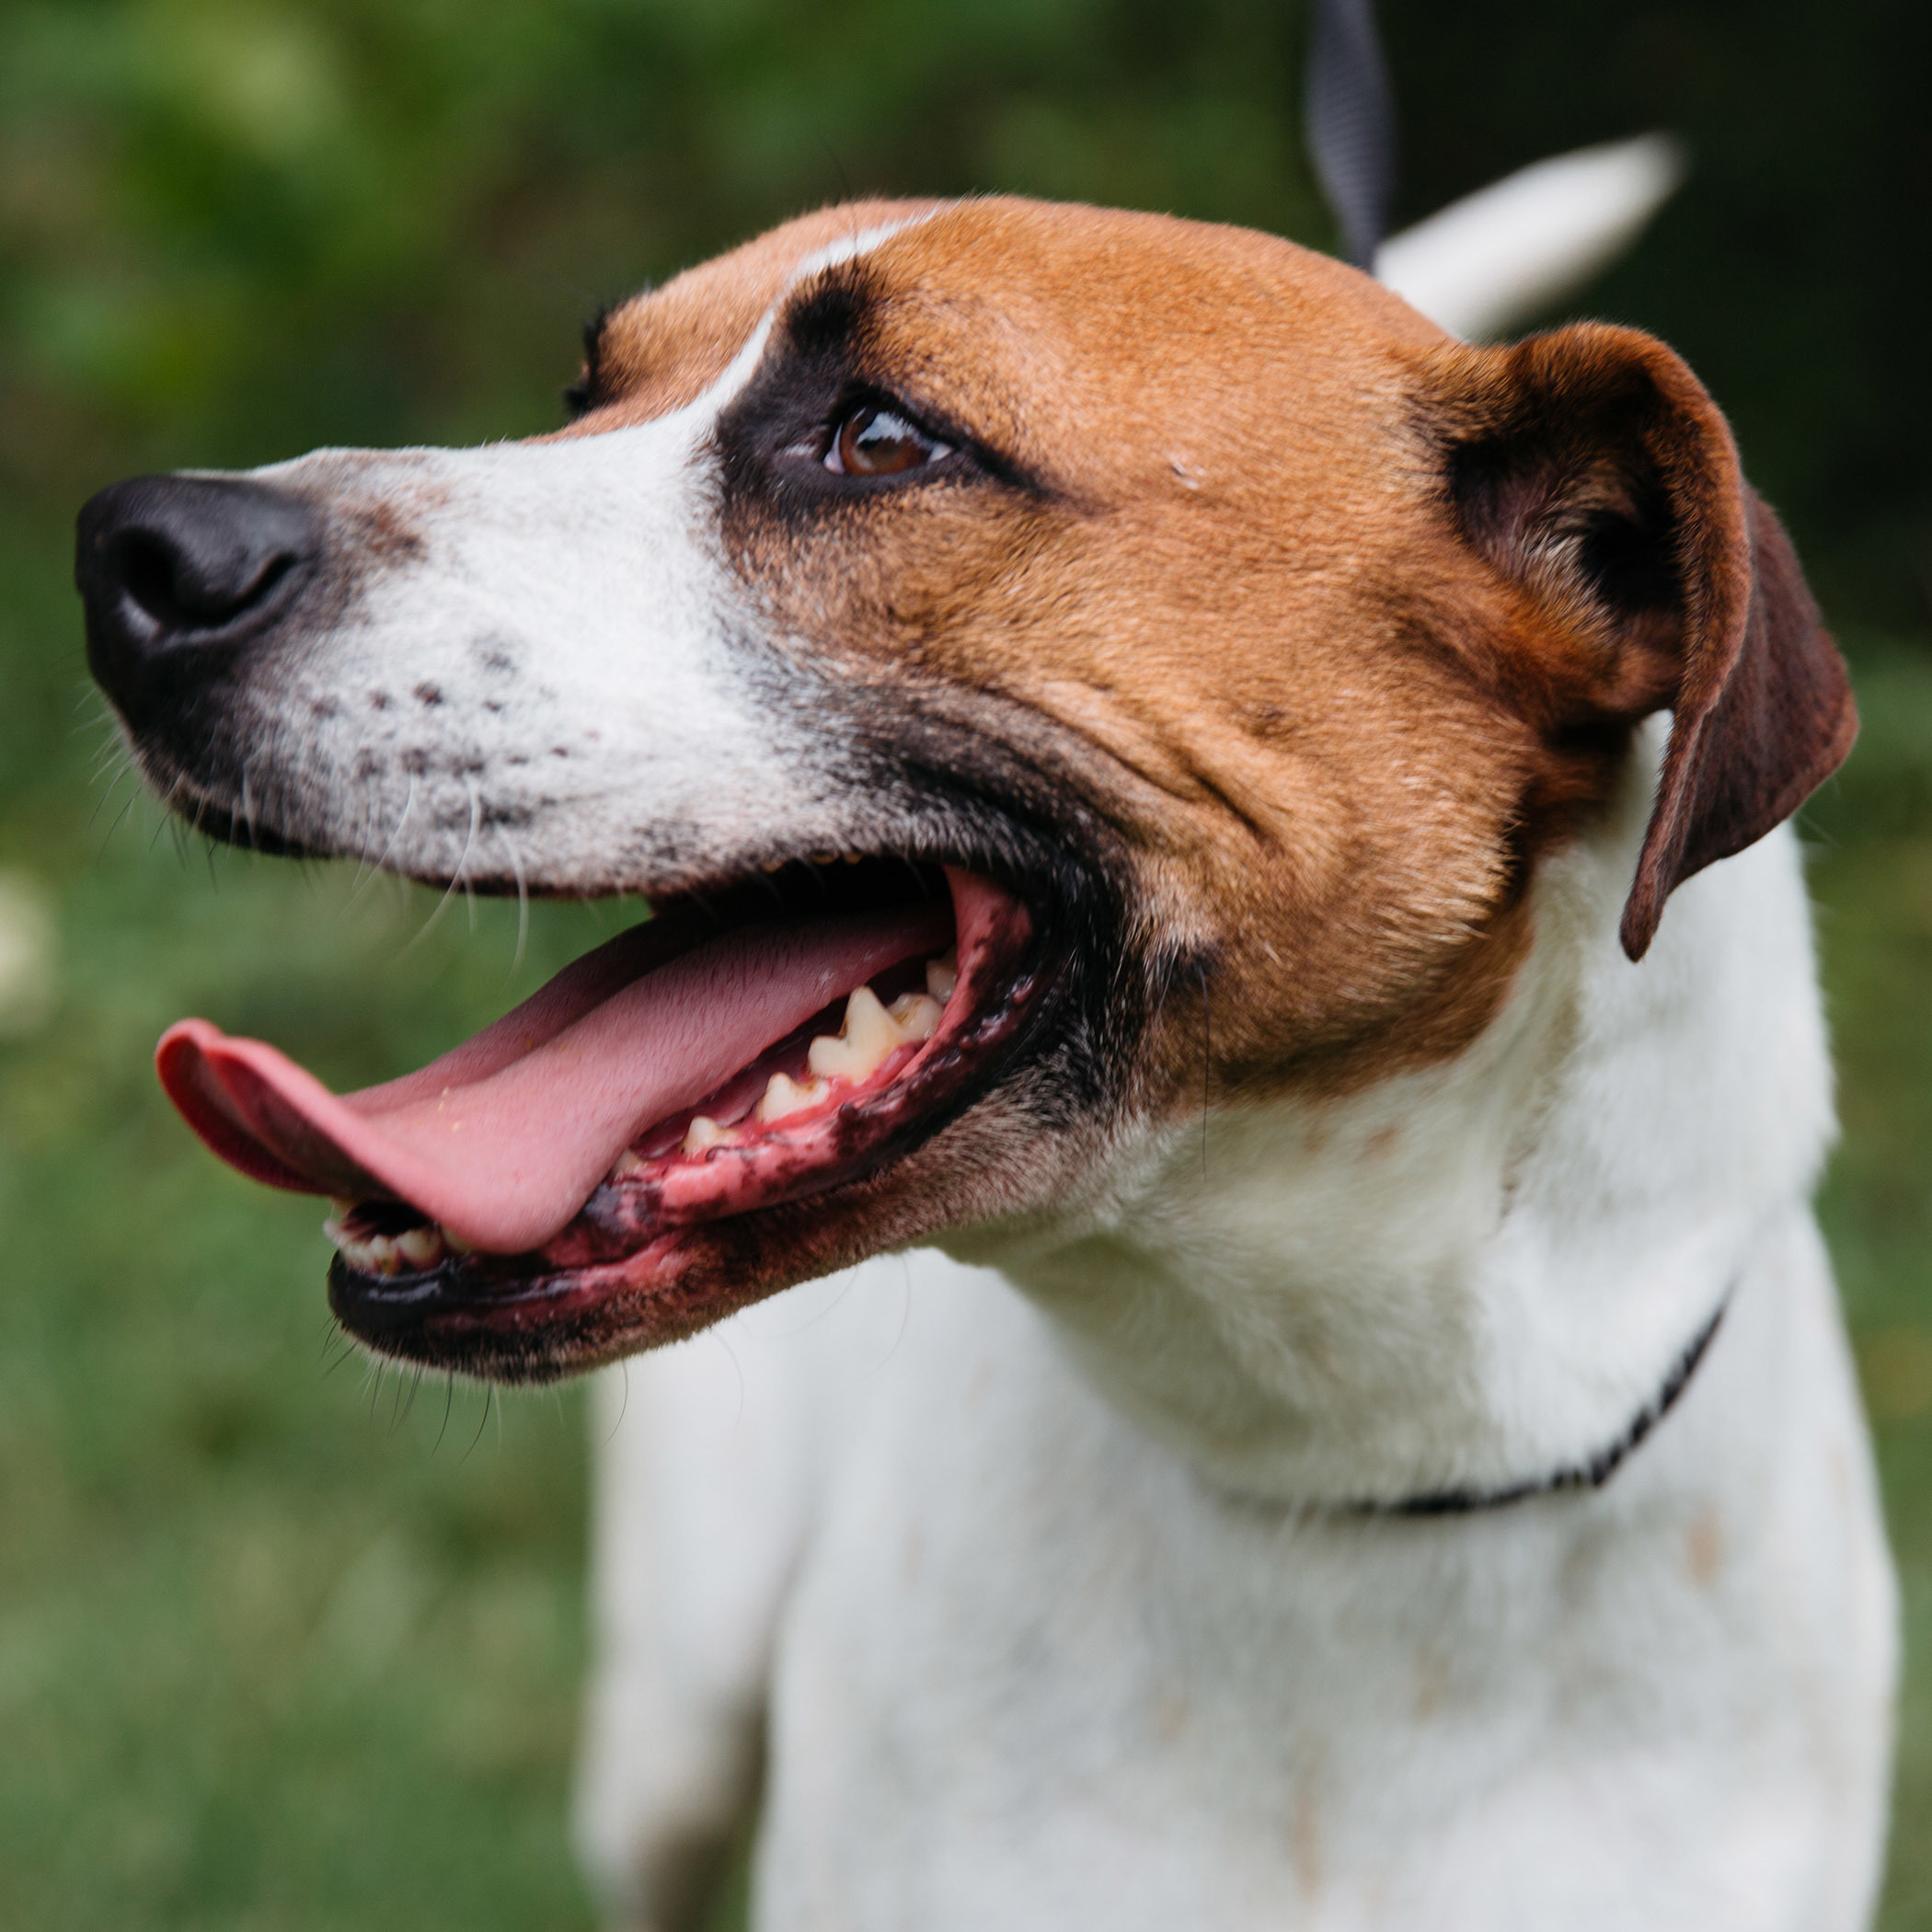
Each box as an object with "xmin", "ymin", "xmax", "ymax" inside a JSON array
[
  {"xmin": 162, "ymin": 844, "xmax": 1082, "ymax": 1384},
  {"xmin": 324, "ymin": 1128, "xmax": 1015, "ymax": 1383}
]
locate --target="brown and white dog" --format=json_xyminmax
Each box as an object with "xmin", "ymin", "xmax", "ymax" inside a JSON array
[{"xmin": 79, "ymin": 179, "xmax": 1894, "ymax": 1930}]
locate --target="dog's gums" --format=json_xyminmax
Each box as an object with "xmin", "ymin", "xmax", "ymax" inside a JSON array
[
  {"xmin": 154, "ymin": 861, "xmax": 1042, "ymax": 1367},
  {"xmin": 318, "ymin": 956, "xmax": 954, "ymax": 1275}
]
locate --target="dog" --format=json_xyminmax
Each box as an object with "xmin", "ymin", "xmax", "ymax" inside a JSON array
[{"xmin": 78, "ymin": 180, "xmax": 1895, "ymax": 1930}]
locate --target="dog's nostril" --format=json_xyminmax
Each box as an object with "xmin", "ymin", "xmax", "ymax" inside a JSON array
[
  {"xmin": 108, "ymin": 525, "xmax": 295, "ymax": 632},
  {"xmin": 109, "ymin": 531, "xmax": 181, "ymax": 627}
]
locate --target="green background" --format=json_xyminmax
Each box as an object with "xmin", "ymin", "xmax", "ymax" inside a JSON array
[{"xmin": 1, "ymin": 1, "xmax": 1927, "ymax": 1925}]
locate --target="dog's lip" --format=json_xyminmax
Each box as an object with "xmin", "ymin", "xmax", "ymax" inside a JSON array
[{"xmin": 304, "ymin": 860, "xmax": 1053, "ymax": 1370}]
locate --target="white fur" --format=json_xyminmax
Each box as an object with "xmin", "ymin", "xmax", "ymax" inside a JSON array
[
  {"xmin": 784, "ymin": 211, "xmax": 938, "ymax": 287},
  {"xmin": 580, "ymin": 775, "xmax": 1894, "ymax": 1931},
  {"xmin": 231, "ymin": 317, "xmax": 824, "ymax": 893}
]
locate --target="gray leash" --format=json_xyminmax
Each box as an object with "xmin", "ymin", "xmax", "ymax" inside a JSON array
[{"xmin": 1304, "ymin": 0, "xmax": 1397, "ymax": 270}]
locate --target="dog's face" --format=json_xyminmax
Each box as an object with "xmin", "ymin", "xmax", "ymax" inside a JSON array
[{"xmin": 78, "ymin": 197, "xmax": 1852, "ymax": 1380}]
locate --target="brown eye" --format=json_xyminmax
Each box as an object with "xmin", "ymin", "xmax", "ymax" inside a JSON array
[{"xmin": 830, "ymin": 404, "xmax": 949, "ymax": 477}]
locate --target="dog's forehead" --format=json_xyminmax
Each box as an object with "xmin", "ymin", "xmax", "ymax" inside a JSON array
[
  {"xmin": 857, "ymin": 200, "xmax": 1449, "ymax": 483},
  {"xmin": 862, "ymin": 199, "xmax": 1444, "ymax": 361},
  {"xmin": 586, "ymin": 198, "xmax": 942, "ymax": 423},
  {"xmin": 582, "ymin": 197, "xmax": 1447, "ymax": 454}
]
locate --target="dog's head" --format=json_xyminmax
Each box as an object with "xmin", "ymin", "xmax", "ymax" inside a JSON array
[{"xmin": 77, "ymin": 197, "xmax": 1852, "ymax": 1381}]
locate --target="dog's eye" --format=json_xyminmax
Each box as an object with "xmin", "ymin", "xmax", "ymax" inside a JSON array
[{"xmin": 828, "ymin": 404, "xmax": 949, "ymax": 477}]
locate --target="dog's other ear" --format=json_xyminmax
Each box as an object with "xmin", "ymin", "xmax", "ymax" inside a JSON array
[{"xmin": 1443, "ymin": 323, "xmax": 1856, "ymax": 960}]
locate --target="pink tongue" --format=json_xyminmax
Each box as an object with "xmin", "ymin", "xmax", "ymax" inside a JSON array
[{"xmin": 156, "ymin": 903, "xmax": 952, "ymax": 1254}]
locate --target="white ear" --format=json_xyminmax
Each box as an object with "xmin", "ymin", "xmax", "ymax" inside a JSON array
[{"xmin": 1376, "ymin": 133, "xmax": 1687, "ymax": 341}]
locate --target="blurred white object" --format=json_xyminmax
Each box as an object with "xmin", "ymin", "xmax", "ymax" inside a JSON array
[
  {"xmin": 1377, "ymin": 132, "xmax": 1689, "ymax": 340},
  {"xmin": 0, "ymin": 870, "xmax": 57, "ymax": 1037}
]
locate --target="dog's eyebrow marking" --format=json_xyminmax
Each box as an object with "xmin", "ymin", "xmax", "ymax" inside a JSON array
[
  {"xmin": 782, "ymin": 276, "xmax": 868, "ymax": 359},
  {"xmin": 782, "ymin": 210, "xmax": 942, "ymax": 292},
  {"xmin": 765, "ymin": 211, "xmax": 943, "ymax": 362},
  {"xmin": 565, "ymin": 298, "xmax": 627, "ymax": 418}
]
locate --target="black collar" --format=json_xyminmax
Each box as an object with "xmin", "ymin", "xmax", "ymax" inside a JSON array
[{"xmin": 1359, "ymin": 1297, "xmax": 1729, "ymax": 1519}]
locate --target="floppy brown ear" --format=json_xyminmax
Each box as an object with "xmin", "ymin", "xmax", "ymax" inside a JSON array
[{"xmin": 1443, "ymin": 323, "xmax": 1856, "ymax": 960}]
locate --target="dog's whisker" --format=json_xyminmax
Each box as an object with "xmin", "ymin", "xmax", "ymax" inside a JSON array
[
  {"xmin": 86, "ymin": 760, "xmax": 134, "ymax": 830},
  {"xmin": 462, "ymin": 780, "xmax": 481, "ymax": 934},
  {"xmin": 236, "ymin": 767, "xmax": 258, "ymax": 854},
  {"xmin": 463, "ymin": 1383, "xmax": 493, "ymax": 1462},
  {"xmin": 399, "ymin": 782, "xmax": 482, "ymax": 957},
  {"xmin": 96, "ymin": 776, "xmax": 141, "ymax": 852},
  {"xmin": 495, "ymin": 823, "xmax": 531, "ymax": 975},
  {"xmin": 346, "ymin": 777, "xmax": 416, "ymax": 912},
  {"xmin": 350, "ymin": 779, "xmax": 385, "ymax": 892},
  {"xmin": 1196, "ymin": 962, "xmax": 1213, "ymax": 1180},
  {"xmin": 145, "ymin": 774, "xmax": 186, "ymax": 851}
]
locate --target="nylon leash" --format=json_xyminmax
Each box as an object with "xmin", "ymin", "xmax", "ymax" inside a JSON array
[{"xmin": 1303, "ymin": 0, "xmax": 1397, "ymax": 270}]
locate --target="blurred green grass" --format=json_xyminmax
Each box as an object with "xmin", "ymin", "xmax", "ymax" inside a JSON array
[
  {"xmin": 0, "ymin": 554, "xmax": 615, "ymax": 1929},
  {"xmin": 1810, "ymin": 638, "xmax": 1932, "ymax": 1926},
  {"xmin": 1, "ymin": 0, "xmax": 1927, "ymax": 1925}
]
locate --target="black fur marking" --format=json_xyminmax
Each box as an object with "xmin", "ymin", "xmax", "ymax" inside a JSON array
[
  {"xmin": 562, "ymin": 299, "xmax": 625, "ymax": 421},
  {"xmin": 712, "ymin": 264, "xmax": 1044, "ymax": 523}
]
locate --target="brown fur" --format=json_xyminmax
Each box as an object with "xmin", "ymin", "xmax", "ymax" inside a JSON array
[
  {"xmin": 560, "ymin": 200, "xmax": 940, "ymax": 428},
  {"xmin": 552, "ymin": 198, "xmax": 1851, "ymax": 1129}
]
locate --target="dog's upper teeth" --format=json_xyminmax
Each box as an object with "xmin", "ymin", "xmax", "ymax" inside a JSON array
[
  {"xmin": 756, "ymin": 1071, "xmax": 831, "ymax": 1123},
  {"xmin": 926, "ymin": 951, "xmax": 958, "ymax": 1001}
]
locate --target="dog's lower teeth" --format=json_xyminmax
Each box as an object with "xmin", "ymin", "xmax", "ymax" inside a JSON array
[
  {"xmin": 809, "ymin": 984, "xmax": 903, "ymax": 1082},
  {"xmin": 624, "ymin": 949, "xmax": 963, "ymax": 1170},
  {"xmin": 889, "ymin": 990, "xmax": 944, "ymax": 1041},
  {"xmin": 757, "ymin": 1071, "xmax": 830, "ymax": 1123},
  {"xmin": 681, "ymin": 1114, "xmax": 738, "ymax": 1154},
  {"xmin": 396, "ymin": 1225, "xmax": 444, "ymax": 1270},
  {"xmin": 806, "ymin": 972, "xmax": 948, "ymax": 1085},
  {"xmin": 314, "ymin": 946, "xmax": 962, "ymax": 1249},
  {"xmin": 323, "ymin": 1211, "xmax": 448, "ymax": 1276}
]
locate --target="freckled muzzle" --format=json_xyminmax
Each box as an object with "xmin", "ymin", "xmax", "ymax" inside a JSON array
[{"xmin": 154, "ymin": 859, "xmax": 1052, "ymax": 1376}]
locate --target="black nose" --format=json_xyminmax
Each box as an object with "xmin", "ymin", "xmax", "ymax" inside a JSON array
[{"xmin": 76, "ymin": 473, "xmax": 321, "ymax": 709}]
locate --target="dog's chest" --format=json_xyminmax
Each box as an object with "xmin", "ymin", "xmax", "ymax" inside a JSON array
[{"xmin": 751, "ymin": 1250, "xmax": 1889, "ymax": 1932}]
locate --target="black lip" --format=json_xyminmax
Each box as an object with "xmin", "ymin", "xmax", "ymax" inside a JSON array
[{"xmin": 324, "ymin": 863, "xmax": 1075, "ymax": 1379}]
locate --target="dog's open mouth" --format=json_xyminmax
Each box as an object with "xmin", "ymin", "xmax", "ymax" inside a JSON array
[{"xmin": 155, "ymin": 858, "xmax": 1045, "ymax": 1367}]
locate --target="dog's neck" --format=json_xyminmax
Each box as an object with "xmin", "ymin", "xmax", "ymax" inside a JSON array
[{"xmin": 949, "ymin": 725, "xmax": 1834, "ymax": 1504}]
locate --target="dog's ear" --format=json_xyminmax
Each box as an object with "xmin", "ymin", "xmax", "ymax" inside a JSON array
[{"xmin": 1442, "ymin": 323, "xmax": 1856, "ymax": 960}]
